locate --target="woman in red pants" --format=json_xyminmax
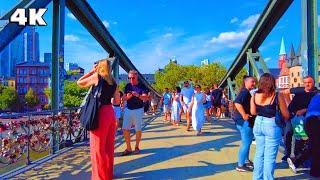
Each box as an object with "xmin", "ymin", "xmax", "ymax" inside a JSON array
[{"xmin": 77, "ymin": 58, "xmax": 120, "ymax": 180}]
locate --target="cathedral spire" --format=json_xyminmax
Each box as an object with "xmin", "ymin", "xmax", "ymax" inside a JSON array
[{"xmin": 279, "ymin": 37, "xmax": 286, "ymax": 55}]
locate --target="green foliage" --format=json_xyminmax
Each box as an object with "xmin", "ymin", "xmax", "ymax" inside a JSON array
[
  {"xmin": 66, "ymin": 70, "xmax": 79, "ymax": 75},
  {"xmin": 118, "ymin": 80, "xmax": 127, "ymax": 92},
  {"xmin": 44, "ymin": 87, "xmax": 51, "ymax": 100},
  {"xmin": 154, "ymin": 62, "xmax": 227, "ymax": 93},
  {"xmin": 25, "ymin": 87, "xmax": 39, "ymax": 108},
  {"xmin": 63, "ymin": 80, "xmax": 88, "ymax": 107},
  {"xmin": 44, "ymin": 81, "xmax": 88, "ymax": 108},
  {"xmin": 0, "ymin": 86, "xmax": 19, "ymax": 110}
]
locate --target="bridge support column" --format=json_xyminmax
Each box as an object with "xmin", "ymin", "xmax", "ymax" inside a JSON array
[
  {"xmin": 227, "ymin": 77, "xmax": 236, "ymax": 101},
  {"xmin": 52, "ymin": 0, "xmax": 65, "ymax": 154},
  {"xmin": 112, "ymin": 57, "xmax": 120, "ymax": 84},
  {"xmin": 246, "ymin": 49, "xmax": 270, "ymax": 79},
  {"xmin": 307, "ymin": 0, "xmax": 319, "ymax": 87}
]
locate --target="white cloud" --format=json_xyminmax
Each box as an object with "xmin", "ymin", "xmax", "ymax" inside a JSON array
[
  {"xmin": 102, "ymin": 20, "xmax": 110, "ymax": 28},
  {"xmin": 64, "ymin": 39, "xmax": 107, "ymax": 73},
  {"xmin": 123, "ymin": 32, "xmax": 235, "ymax": 73},
  {"xmin": 230, "ymin": 17, "xmax": 239, "ymax": 24},
  {"xmin": 162, "ymin": 33, "xmax": 173, "ymax": 38},
  {"xmin": 264, "ymin": 57, "xmax": 272, "ymax": 62},
  {"xmin": 240, "ymin": 14, "xmax": 260, "ymax": 28},
  {"xmin": 209, "ymin": 30, "xmax": 251, "ymax": 48},
  {"xmin": 65, "ymin": 34, "xmax": 80, "ymax": 42},
  {"xmin": 67, "ymin": 12, "xmax": 76, "ymax": 20}
]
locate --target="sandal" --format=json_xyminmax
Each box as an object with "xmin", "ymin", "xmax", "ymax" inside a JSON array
[
  {"xmin": 120, "ymin": 149, "xmax": 132, "ymax": 156},
  {"xmin": 133, "ymin": 147, "xmax": 140, "ymax": 154}
]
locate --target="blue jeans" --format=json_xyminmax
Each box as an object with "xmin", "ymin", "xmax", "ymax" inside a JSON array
[
  {"xmin": 236, "ymin": 120, "xmax": 254, "ymax": 166},
  {"xmin": 253, "ymin": 116, "xmax": 282, "ymax": 180}
]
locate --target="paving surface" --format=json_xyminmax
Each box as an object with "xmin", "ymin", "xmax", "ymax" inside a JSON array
[{"xmin": 13, "ymin": 115, "xmax": 311, "ymax": 180}]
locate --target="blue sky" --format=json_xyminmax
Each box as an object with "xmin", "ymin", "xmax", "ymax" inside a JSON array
[{"xmin": 1, "ymin": 0, "xmax": 319, "ymax": 73}]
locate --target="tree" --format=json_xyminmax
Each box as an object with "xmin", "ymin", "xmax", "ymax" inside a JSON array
[
  {"xmin": 118, "ymin": 80, "xmax": 127, "ymax": 92},
  {"xmin": 0, "ymin": 86, "xmax": 19, "ymax": 111},
  {"xmin": 44, "ymin": 87, "xmax": 51, "ymax": 100},
  {"xmin": 25, "ymin": 87, "xmax": 39, "ymax": 108},
  {"xmin": 63, "ymin": 80, "xmax": 88, "ymax": 107},
  {"xmin": 153, "ymin": 62, "xmax": 227, "ymax": 93}
]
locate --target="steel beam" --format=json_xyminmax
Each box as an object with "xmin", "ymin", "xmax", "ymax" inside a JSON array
[
  {"xmin": 58, "ymin": 0, "xmax": 65, "ymax": 109},
  {"xmin": 65, "ymin": 0, "xmax": 161, "ymax": 97},
  {"xmin": 307, "ymin": 0, "xmax": 319, "ymax": 86},
  {"xmin": 247, "ymin": 49, "xmax": 260, "ymax": 79},
  {"xmin": 112, "ymin": 57, "xmax": 120, "ymax": 84},
  {"xmin": 227, "ymin": 78, "xmax": 236, "ymax": 101},
  {"xmin": 0, "ymin": 0, "xmax": 32, "ymax": 20},
  {"xmin": 52, "ymin": 0, "xmax": 65, "ymax": 110},
  {"xmin": 219, "ymin": 0, "xmax": 293, "ymax": 88},
  {"xmin": 0, "ymin": 0, "xmax": 52, "ymax": 52}
]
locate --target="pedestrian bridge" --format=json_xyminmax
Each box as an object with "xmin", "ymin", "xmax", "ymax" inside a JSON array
[
  {"xmin": 9, "ymin": 115, "xmax": 310, "ymax": 179},
  {"xmin": 0, "ymin": 0, "xmax": 318, "ymax": 179}
]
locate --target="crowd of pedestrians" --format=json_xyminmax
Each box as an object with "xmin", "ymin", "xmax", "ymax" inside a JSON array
[
  {"xmin": 77, "ymin": 60, "xmax": 320, "ymax": 179},
  {"xmin": 233, "ymin": 73, "xmax": 320, "ymax": 179}
]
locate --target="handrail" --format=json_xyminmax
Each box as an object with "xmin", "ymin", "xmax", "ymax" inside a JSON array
[{"xmin": 0, "ymin": 108, "xmax": 87, "ymax": 176}]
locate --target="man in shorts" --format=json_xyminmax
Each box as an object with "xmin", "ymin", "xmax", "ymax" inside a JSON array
[
  {"xmin": 180, "ymin": 81, "xmax": 194, "ymax": 131},
  {"xmin": 121, "ymin": 70, "xmax": 150, "ymax": 156}
]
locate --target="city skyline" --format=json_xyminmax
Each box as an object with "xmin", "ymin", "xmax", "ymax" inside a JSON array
[{"xmin": 1, "ymin": 1, "xmax": 319, "ymax": 74}]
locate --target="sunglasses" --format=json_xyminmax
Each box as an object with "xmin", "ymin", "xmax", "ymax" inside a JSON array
[
  {"xmin": 128, "ymin": 77, "xmax": 136, "ymax": 80},
  {"xmin": 195, "ymin": 86, "xmax": 200, "ymax": 88}
]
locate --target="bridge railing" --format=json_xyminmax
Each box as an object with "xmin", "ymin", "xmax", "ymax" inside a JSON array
[{"xmin": 0, "ymin": 108, "xmax": 87, "ymax": 176}]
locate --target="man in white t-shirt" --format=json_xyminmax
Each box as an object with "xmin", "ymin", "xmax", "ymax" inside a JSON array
[{"xmin": 180, "ymin": 81, "xmax": 194, "ymax": 131}]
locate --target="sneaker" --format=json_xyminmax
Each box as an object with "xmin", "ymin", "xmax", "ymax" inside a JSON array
[
  {"xmin": 152, "ymin": 113, "xmax": 156, "ymax": 116},
  {"xmin": 245, "ymin": 160, "xmax": 254, "ymax": 170},
  {"xmin": 281, "ymin": 155, "xmax": 288, "ymax": 163},
  {"xmin": 287, "ymin": 158, "xmax": 297, "ymax": 174},
  {"xmin": 236, "ymin": 166, "xmax": 252, "ymax": 172}
]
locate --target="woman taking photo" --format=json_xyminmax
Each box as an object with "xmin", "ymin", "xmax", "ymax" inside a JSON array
[
  {"xmin": 250, "ymin": 73, "xmax": 289, "ymax": 180},
  {"xmin": 77, "ymin": 59, "xmax": 120, "ymax": 180}
]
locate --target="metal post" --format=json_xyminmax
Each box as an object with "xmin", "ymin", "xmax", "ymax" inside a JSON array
[
  {"xmin": 307, "ymin": 0, "xmax": 319, "ymax": 86},
  {"xmin": 52, "ymin": 0, "xmax": 65, "ymax": 152},
  {"xmin": 247, "ymin": 49, "xmax": 260, "ymax": 79},
  {"xmin": 26, "ymin": 114, "xmax": 31, "ymax": 165},
  {"xmin": 59, "ymin": 0, "xmax": 65, "ymax": 108},
  {"xmin": 52, "ymin": 0, "xmax": 60, "ymax": 110},
  {"xmin": 248, "ymin": 63, "xmax": 253, "ymax": 76},
  {"xmin": 227, "ymin": 77, "xmax": 236, "ymax": 101},
  {"xmin": 112, "ymin": 57, "xmax": 119, "ymax": 84}
]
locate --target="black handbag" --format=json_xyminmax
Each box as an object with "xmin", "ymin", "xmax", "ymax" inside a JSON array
[
  {"xmin": 275, "ymin": 93, "xmax": 285, "ymax": 128},
  {"xmin": 79, "ymin": 77, "xmax": 103, "ymax": 131}
]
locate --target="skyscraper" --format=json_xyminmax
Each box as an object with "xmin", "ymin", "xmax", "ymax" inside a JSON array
[
  {"xmin": 0, "ymin": 26, "xmax": 40, "ymax": 77},
  {"xmin": 25, "ymin": 27, "xmax": 40, "ymax": 63}
]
